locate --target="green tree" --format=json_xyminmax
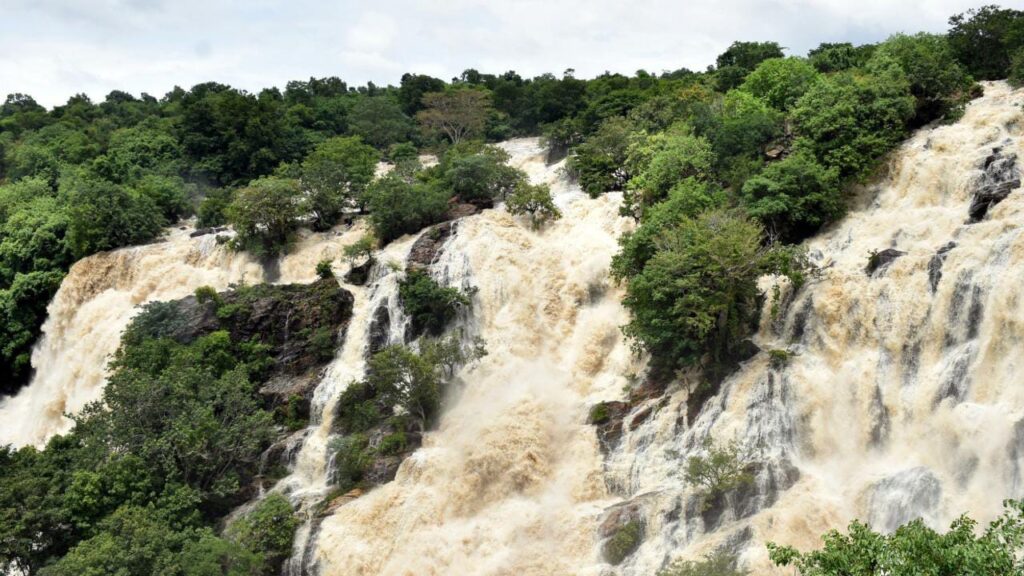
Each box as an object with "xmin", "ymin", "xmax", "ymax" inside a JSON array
[
  {"xmin": 348, "ymin": 97, "xmax": 412, "ymax": 150},
  {"xmin": 300, "ymin": 136, "xmax": 379, "ymax": 229},
  {"xmin": 791, "ymin": 57, "xmax": 914, "ymax": 179},
  {"xmin": 363, "ymin": 172, "xmax": 449, "ymax": 244},
  {"xmin": 227, "ymin": 494, "xmax": 297, "ymax": 575},
  {"xmin": 948, "ymin": 5, "xmax": 1024, "ymax": 80},
  {"xmin": 872, "ymin": 33, "xmax": 974, "ymax": 125},
  {"xmin": 684, "ymin": 438, "xmax": 753, "ymax": 503},
  {"xmin": 622, "ymin": 129, "xmax": 714, "ymax": 219},
  {"xmin": 768, "ymin": 499, "xmax": 1024, "ymax": 575},
  {"xmin": 614, "ymin": 210, "xmax": 803, "ymax": 366},
  {"xmin": 63, "ymin": 173, "xmax": 164, "ymax": 259},
  {"xmin": 741, "ymin": 149, "xmax": 843, "ymax": 242},
  {"xmin": 506, "ymin": 182, "xmax": 561, "ymax": 229},
  {"xmin": 567, "ymin": 116, "xmax": 637, "ymax": 196},
  {"xmin": 398, "ymin": 269, "xmax": 469, "ymax": 337},
  {"xmin": 226, "ymin": 176, "xmax": 305, "ymax": 255},
  {"xmin": 807, "ymin": 42, "xmax": 876, "ymax": 73},
  {"xmin": 740, "ymin": 57, "xmax": 820, "ymax": 111},
  {"xmin": 417, "ymin": 89, "xmax": 494, "ymax": 145},
  {"xmin": 441, "ymin": 145, "xmax": 523, "ymax": 203}
]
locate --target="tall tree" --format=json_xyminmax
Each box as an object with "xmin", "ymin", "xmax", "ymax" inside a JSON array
[{"xmin": 417, "ymin": 89, "xmax": 493, "ymax": 145}]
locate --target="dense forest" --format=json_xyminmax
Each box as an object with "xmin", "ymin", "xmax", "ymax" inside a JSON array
[{"xmin": 4, "ymin": 4, "xmax": 1024, "ymax": 575}]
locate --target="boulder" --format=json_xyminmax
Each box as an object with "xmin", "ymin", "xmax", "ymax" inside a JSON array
[
  {"xmin": 865, "ymin": 248, "xmax": 905, "ymax": 276},
  {"xmin": 408, "ymin": 221, "xmax": 457, "ymax": 271},
  {"xmin": 344, "ymin": 257, "xmax": 375, "ymax": 286},
  {"xmin": 968, "ymin": 145, "xmax": 1020, "ymax": 222},
  {"xmin": 927, "ymin": 241, "xmax": 957, "ymax": 292}
]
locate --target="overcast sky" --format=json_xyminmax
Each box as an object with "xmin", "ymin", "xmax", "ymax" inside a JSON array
[{"xmin": 3, "ymin": 0, "xmax": 1023, "ymax": 108}]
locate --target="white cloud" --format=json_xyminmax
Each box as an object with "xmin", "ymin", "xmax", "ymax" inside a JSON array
[{"xmin": 2, "ymin": 0, "xmax": 1023, "ymax": 107}]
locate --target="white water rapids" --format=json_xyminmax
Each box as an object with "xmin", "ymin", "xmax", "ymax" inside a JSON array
[{"xmin": 3, "ymin": 83, "xmax": 1024, "ymax": 575}]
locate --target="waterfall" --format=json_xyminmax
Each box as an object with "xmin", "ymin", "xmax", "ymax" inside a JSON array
[
  {"xmin": 310, "ymin": 139, "xmax": 641, "ymax": 575},
  {"xmin": 0, "ymin": 224, "xmax": 371, "ymax": 447},
  {"xmin": 278, "ymin": 235, "xmax": 415, "ymax": 576},
  {"xmin": 605, "ymin": 81, "xmax": 1024, "ymax": 573},
  {"xmin": 6, "ymin": 83, "xmax": 1024, "ymax": 576}
]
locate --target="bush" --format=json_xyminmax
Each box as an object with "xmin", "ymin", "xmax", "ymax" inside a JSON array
[
  {"xmin": 872, "ymin": 33, "xmax": 974, "ymax": 125},
  {"xmin": 440, "ymin": 147, "xmax": 523, "ymax": 203},
  {"xmin": 316, "ymin": 259, "xmax": 334, "ymax": 280},
  {"xmin": 330, "ymin": 433, "xmax": 373, "ymax": 491},
  {"xmin": 603, "ymin": 521, "xmax": 642, "ymax": 565},
  {"xmin": 684, "ymin": 438, "xmax": 753, "ymax": 504},
  {"xmin": 225, "ymin": 176, "xmax": 305, "ymax": 255},
  {"xmin": 227, "ymin": 493, "xmax": 298, "ymax": 575},
  {"xmin": 398, "ymin": 270, "xmax": 469, "ymax": 337},
  {"xmin": 769, "ymin": 499, "xmax": 1024, "ymax": 575},
  {"xmin": 363, "ymin": 172, "xmax": 450, "ymax": 244},
  {"xmin": 741, "ymin": 150, "xmax": 843, "ymax": 242},
  {"xmin": 505, "ymin": 182, "xmax": 561, "ymax": 229},
  {"xmin": 343, "ymin": 233, "xmax": 377, "ymax": 262}
]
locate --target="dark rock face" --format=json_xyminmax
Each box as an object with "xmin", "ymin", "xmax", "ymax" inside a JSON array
[
  {"xmin": 407, "ymin": 221, "xmax": 457, "ymax": 271},
  {"xmin": 161, "ymin": 278, "xmax": 354, "ymax": 406},
  {"xmin": 928, "ymin": 241, "xmax": 957, "ymax": 292},
  {"xmin": 599, "ymin": 499, "xmax": 647, "ymax": 565},
  {"xmin": 344, "ymin": 257, "xmax": 375, "ymax": 286},
  {"xmin": 368, "ymin": 303, "xmax": 393, "ymax": 356},
  {"xmin": 697, "ymin": 459, "xmax": 801, "ymax": 533},
  {"xmin": 968, "ymin": 144, "xmax": 1020, "ymax": 222},
  {"xmin": 865, "ymin": 248, "xmax": 906, "ymax": 276}
]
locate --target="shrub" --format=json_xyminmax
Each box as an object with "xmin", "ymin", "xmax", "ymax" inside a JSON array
[
  {"xmin": 506, "ymin": 182, "xmax": 561, "ymax": 229},
  {"xmin": 194, "ymin": 285, "xmax": 220, "ymax": 305},
  {"xmin": 398, "ymin": 270, "xmax": 469, "ymax": 337},
  {"xmin": 603, "ymin": 521, "xmax": 642, "ymax": 565},
  {"xmin": 343, "ymin": 233, "xmax": 377, "ymax": 263},
  {"xmin": 227, "ymin": 493, "xmax": 298, "ymax": 576},
  {"xmin": 316, "ymin": 259, "xmax": 334, "ymax": 280},
  {"xmin": 684, "ymin": 438, "xmax": 753, "ymax": 504},
  {"xmin": 330, "ymin": 434, "xmax": 373, "ymax": 491},
  {"xmin": 363, "ymin": 172, "xmax": 449, "ymax": 244}
]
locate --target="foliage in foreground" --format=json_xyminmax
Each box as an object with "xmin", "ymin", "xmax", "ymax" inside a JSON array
[{"xmin": 769, "ymin": 499, "xmax": 1024, "ymax": 575}]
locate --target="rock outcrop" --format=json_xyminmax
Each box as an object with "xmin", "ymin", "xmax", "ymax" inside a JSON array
[{"xmin": 968, "ymin": 144, "xmax": 1020, "ymax": 222}]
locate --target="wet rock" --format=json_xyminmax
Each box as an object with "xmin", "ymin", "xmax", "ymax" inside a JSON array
[
  {"xmin": 156, "ymin": 278, "xmax": 354, "ymax": 406},
  {"xmin": 865, "ymin": 248, "xmax": 905, "ymax": 276},
  {"xmin": 344, "ymin": 257, "xmax": 375, "ymax": 286},
  {"xmin": 867, "ymin": 467, "xmax": 942, "ymax": 533},
  {"xmin": 189, "ymin": 225, "xmax": 227, "ymax": 238},
  {"xmin": 599, "ymin": 500, "xmax": 646, "ymax": 565},
  {"xmin": 927, "ymin": 241, "xmax": 956, "ymax": 292},
  {"xmin": 968, "ymin": 144, "xmax": 1020, "ymax": 222},
  {"xmin": 319, "ymin": 488, "xmax": 365, "ymax": 517},
  {"xmin": 869, "ymin": 385, "xmax": 891, "ymax": 446},
  {"xmin": 367, "ymin": 303, "xmax": 392, "ymax": 355},
  {"xmin": 699, "ymin": 459, "xmax": 801, "ymax": 533},
  {"xmin": 408, "ymin": 221, "xmax": 457, "ymax": 271},
  {"xmin": 1007, "ymin": 419, "xmax": 1024, "ymax": 496},
  {"xmin": 589, "ymin": 401, "xmax": 631, "ymax": 453}
]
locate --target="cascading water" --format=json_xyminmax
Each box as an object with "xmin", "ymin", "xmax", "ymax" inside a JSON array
[
  {"xmin": 278, "ymin": 236, "xmax": 415, "ymax": 576},
  {"xmin": 310, "ymin": 139, "xmax": 641, "ymax": 575},
  {"xmin": 7, "ymin": 83, "xmax": 1024, "ymax": 576},
  {"xmin": 0, "ymin": 223, "xmax": 369, "ymax": 447},
  {"xmin": 604, "ymin": 81, "xmax": 1024, "ymax": 574}
]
